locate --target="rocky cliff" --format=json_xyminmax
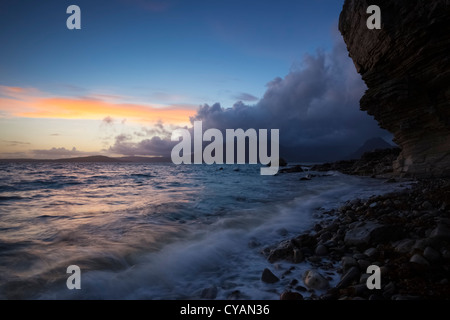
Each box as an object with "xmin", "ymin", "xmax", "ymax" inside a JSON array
[{"xmin": 339, "ymin": 0, "xmax": 450, "ymax": 178}]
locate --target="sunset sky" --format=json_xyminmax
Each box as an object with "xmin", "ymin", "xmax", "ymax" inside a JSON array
[{"xmin": 0, "ymin": 0, "xmax": 391, "ymax": 160}]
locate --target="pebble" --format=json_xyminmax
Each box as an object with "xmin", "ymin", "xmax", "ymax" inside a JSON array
[
  {"xmin": 353, "ymin": 253, "xmax": 368, "ymax": 260},
  {"xmin": 423, "ymin": 246, "xmax": 440, "ymax": 262},
  {"xmin": 303, "ymin": 270, "xmax": 329, "ymax": 290},
  {"xmin": 261, "ymin": 268, "xmax": 280, "ymax": 284},
  {"xmin": 315, "ymin": 244, "xmax": 328, "ymax": 256},
  {"xmin": 293, "ymin": 249, "xmax": 304, "ymax": 263},
  {"xmin": 360, "ymin": 273, "xmax": 370, "ymax": 284},
  {"xmin": 280, "ymin": 291, "xmax": 303, "ymax": 300},
  {"xmin": 201, "ymin": 286, "xmax": 218, "ymax": 299},
  {"xmin": 421, "ymin": 201, "xmax": 433, "ymax": 210},
  {"xmin": 357, "ymin": 259, "xmax": 371, "ymax": 270},
  {"xmin": 341, "ymin": 256, "xmax": 358, "ymax": 272},
  {"xmin": 394, "ymin": 238, "xmax": 415, "ymax": 253},
  {"xmin": 409, "ymin": 254, "xmax": 429, "ymax": 266},
  {"xmin": 430, "ymin": 224, "xmax": 450, "ymax": 240},
  {"xmin": 262, "ymin": 178, "xmax": 450, "ymax": 300},
  {"xmin": 337, "ymin": 266, "xmax": 360, "ymax": 289},
  {"xmin": 364, "ymin": 247, "xmax": 378, "ymax": 258}
]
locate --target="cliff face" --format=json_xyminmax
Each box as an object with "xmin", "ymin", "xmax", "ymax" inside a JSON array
[{"xmin": 339, "ymin": 0, "xmax": 450, "ymax": 177}]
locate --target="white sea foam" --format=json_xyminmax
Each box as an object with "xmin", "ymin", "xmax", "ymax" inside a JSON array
[{"xmin": 0, "ymin": 162, "xmax": 411, "ymax": 299}]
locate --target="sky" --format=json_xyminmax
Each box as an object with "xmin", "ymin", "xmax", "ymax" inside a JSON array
[{"xmin": 0, "ymin": 0, "xmax": 392, "ymax": 161}]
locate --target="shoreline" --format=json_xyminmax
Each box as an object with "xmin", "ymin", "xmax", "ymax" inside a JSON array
[{"xmin": 261, "ymin": 153, "xmax": 450, "ymax": 300}]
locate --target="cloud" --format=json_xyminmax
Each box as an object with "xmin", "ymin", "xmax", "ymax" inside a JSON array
[
  {"xmin": 0, "ymin": 140, "xmax": 31, "ymax": 147},
  {"xmin": 0, "ymin": 86, "xmax": 197, "ymax": 125},
  {"xmin": 29, "ymin": 147, "xmax": 92, "ymax": 159},
  {"xmin": 189, "ymin": 36, "xmax": 391, "ymax": 161},
  {"xmin": 109, "ymin": 121, "xmax": 180, "ymax": 156},
  {"xmin": 233, "ymin": 92, "xmax": 259, "ymax": 102},
  {"xmin": 109, "ymin": 134, "xmax": 176, "ymax": 157},
  {"xmin": 106, "ymin": 36, "xmax": 389, "ymax": 161},
  {"xmin": 102, "ymin": 116, "xmax": 115, "ymax": 125}
]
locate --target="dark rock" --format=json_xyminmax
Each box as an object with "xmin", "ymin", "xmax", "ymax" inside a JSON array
[
  {"xmin": 201, "ymin": 286, "xmax": 218, "ymax": 299},
  {"xmin": 430, "ymin": 224, "xmax": 450, "ymax": 240},
  {"xmin": 292, "ymin": 234, "xmax": 317, "ymax": 249},
  {"xmin": 421, "ymin": 201, "xmax": 433, "ymax": 210},
  {"xmin": 357, "ymin": 259, "xmax": 371, "ymax": 271},
  {"xmin": 442, "ymin": 249, "xmax": 450, "ymax": 260},
  {"xmin": 261, "ymin": 268, "xmax": 279, "ymax": 284},
  {"xmin": 295, "ymin": 285, "xmax": 307, "ymax": 292},
  {"xmin": 353, "ymin": 253, "xmax": 368, "ymax": 260},
  {"xmin": 382, "ymin": 282, "xmax": 396, "ymax": 299},
  {"xmin": 349, "ymin": 284, "xmax": 369, "ymax": 297},
  {"xmin": 227, "ymin": 290, "xmax": 242, "ymax": 300},
  {"xmin": 344, "ymin": 222, "xmax": 382, "ymax": 246},
  {"xmin": 289, "ymin": 279, "xmax": 299, "ymax": 287},
  {"xmin": 369, "ymin": 294, "xmax": 385, "ymax": 300},
  {"xmin": 341, "ymin": 257, "xmax": 358, "ymax": 272},
  {"xmin": 423, "ymin": 246, "xmax": 440, "ymax": 262},
  {"xmin": 339, "ymin": 0, "xmax": 450, "ymax": 178},
  {"xmin": 267, "ymin": 240, "xmax": 293, "ymax": 263},
  {"xmin": 320, "ymin": 288, "xmax": 339, "ymax": 300},
  {"xmin": 279, "ymin": 165, "xmax": 303, "ymax": 173},
  {"xmin": 364, "ymin": 248, "xmax": 378, "ymax": 258},
  {"xmin": 280, "ymin": 291, "xmax": 303, "ymax": 300},
  {"xmin": 293, "ymin": 249, "xmax": 304, "ymax": 263},
  {"xmin": 337, "ymin": 266, "xmax": 360, "ymax": 289},
  {"xmin": 279, "ymin": 158, "xmax": 287, "ymax": 167},
  {"xmin": 393, "ymin": 239, "xmax": 415, "ymax": 253},
  {"xmin": 315, "ymin": 244, "xmax": 328, "ymax": 256},
  {"xmin": 307, "ymin": 255, "xmax": 321, "ymax": 263},
  {"xmin": 409, "ymin": 254, "xmax": 429, "ymax": 266},
  {"xmin": 360, "ymin": 273, "xmax": 370, "ymax": 285},
  {"xmin": 344, "ymin": 222, "xmax": 401, "ymax": 246},
  {"xmin": 391, "ymin": 295, "xmax": 421, "ymax": 301}
]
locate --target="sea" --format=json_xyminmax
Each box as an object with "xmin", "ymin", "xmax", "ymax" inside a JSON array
[{"xmin": 0, "ymin": 162, "xmax": 410, "ymax": 299}]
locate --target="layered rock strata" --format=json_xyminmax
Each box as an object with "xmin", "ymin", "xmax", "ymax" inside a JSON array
[{"xmin": 339, "ymin": 0, "xmax": 450, "ymax": 177}]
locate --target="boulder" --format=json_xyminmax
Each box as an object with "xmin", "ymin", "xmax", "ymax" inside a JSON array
[
  {"xmin": 261, "ymin": 268, "xmax": 280, "ymax": 284},
  {"xmin": 430, "ymin": 224, "xmax": 450, "ymax": 240},
  {"xmin": 315, "ymin": 244, "xmax": 328, "ymax": 256},
  {"xmin": 302, "ymin": 270, "xmax": 329, "ymax": 290},
  {"xmin": 201, "ymin": 286, "xmax": 218, "ymax": 299},
  {"xmin": 280, "ymin": 291, "xmax": 303, "ymax": 300},
  {"xmin": 267, "ymin": 240, "xmax": 294, "ymax": 263},
  {"xmin": 409, "ymin": 254, "xmax": 429, "ymax": 266},
  {"xmin": 337, "ymin": 266, "xmax": 360, "ymax": 289}
]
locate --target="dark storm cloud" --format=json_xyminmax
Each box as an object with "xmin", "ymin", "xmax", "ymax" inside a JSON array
[
  {"xmin": 190, "ymin": 37, "xmax": 390, "ymax": 161},
  {"xmin": 108, "ymin": 36, "xmax": 390, "ymax": 161},
  {"xmin": 109, "ymin": 134, "xmax": 176, "ymax": 156}
]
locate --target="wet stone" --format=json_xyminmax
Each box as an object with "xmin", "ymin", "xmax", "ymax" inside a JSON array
[{"xmin": 261, "ymin": 268, "xmax": 280, "ymax": 284}]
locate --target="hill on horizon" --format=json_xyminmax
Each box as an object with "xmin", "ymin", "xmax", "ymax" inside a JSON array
[
  {"xmin": 345, "ymin": 137, "xmax": 396, "ymax": 160},
  {"xmin": 0, "ymin": 155, "xmax": 172, "ymax": 163}
]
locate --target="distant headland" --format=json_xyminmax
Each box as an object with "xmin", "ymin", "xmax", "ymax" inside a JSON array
[{"xmin": 0, "ymin": 155, "xmax": 172, "ymax": 163}]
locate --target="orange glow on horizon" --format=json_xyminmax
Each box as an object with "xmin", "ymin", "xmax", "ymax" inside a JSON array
[{"xmin": 0, "ymin": 85, "xmax": 196, "ymax": 125}]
